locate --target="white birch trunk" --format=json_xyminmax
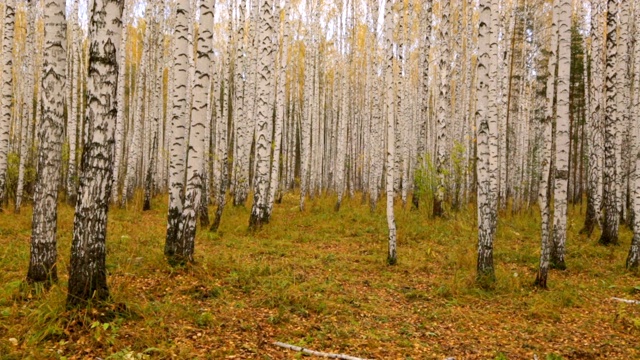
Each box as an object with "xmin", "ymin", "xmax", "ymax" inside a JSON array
[
  {"xmin": 476, "ymin": 0, "xmax": 497, "ymax": 283},
  {"xmin": 67, "ymin": 0, "xmax": 123, "ymax": 306},
  {"xmin": 27, "ymin": 0, "xmax": 66, "ymax": 284},
  {"xmin": 0, "ymin": 0, "xmax": 16, "ymax": 207},
  {"xmin": 627, "ymin": 1, "xmax": 640, "ymax": 269},
  {"xmin": 66, "ymin": 0, "xmax": 81, "ymax": 205},
  {"xmin": 385, "ymin": 0, "xmax": 397, "ymax": 265},
  {"xmin": 433, "ymin": 0, "xmax": 450, "ymax": 218},
  {"xmin": 599, "ymin": 0, "xmax": 619, "ymax": 246},
  {"xmin": 177, "ymin": 0, "xmax": 215, "ymax": 260},
  {"xmin": 111, "ymin": 0, "xmax": 131, "ymax": 204},
  {"xmin": 267, "ymin": 3, "xmax": 288, "ymax": 218},
  {"xmin": 583, "ymin": 0, "xmax": 603, "ymax": 235},
  {"xmin": 550, "ymin": 0, "xmax": 571, "ymax": 270},
  {"xmin": 249, "ymin": 0, "xmax": 275, "ymax": 229},
  {"xmin": 165, "ymin": 0, "xmax": 192, "ymax": 260}
]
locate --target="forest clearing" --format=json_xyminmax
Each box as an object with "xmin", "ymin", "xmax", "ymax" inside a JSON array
[{"xmin": 1, "ymin": 194, "xmax": 639, "ymax": 359}]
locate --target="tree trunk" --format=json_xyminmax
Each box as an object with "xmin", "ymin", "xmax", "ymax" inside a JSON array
[
  {"xmin": 67, "ymin": 0, "xmax": 123, "ymax": 307},
  {"xmin": 582, "ymin": 0, "xmax": 603, "ymax": 235},
  {"xmin": 0, "ymin": 0, "xmax": 16, "ymax": 208},
  {"xmin": 385, "ymin": 0, "xmax": 397, "ymax": 265},
  {"xmin": 178, "ymin": 0, "xmax": 215, "ymax": 260},
  {"xmin": 599, "ymin": 0, "xmax": 619, "ymax": 246},
  {"xmin": 27, "ymin": 0, "xmax": 66, "ymax": 285},
  {"xmin": 249, "ymin": 0, "xmax": 275, "ymax": 229},
  {"xmin": 550, "ymin": 0, "xmax": 572, "ymax": 270},
  {"xmin": 433, "ymin": 0, "xmax": 450, "ymax": 218},
  {"xmin": 535, "ymin": 0, "xmax": 559, "ymax": 288},
  {"xmin": 476, "ymin": 0, "xmax": 496, "ymax": 284},
  {"xmin": 165, "ymin": 0, "xmax": 192, "ymax": 262}
]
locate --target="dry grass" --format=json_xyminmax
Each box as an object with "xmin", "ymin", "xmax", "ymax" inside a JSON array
[{"xmin": 0, "ymin": 192, "xmax": 639, "ymax": 359}]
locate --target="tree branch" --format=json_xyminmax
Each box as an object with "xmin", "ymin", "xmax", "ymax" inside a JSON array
[{"xmin": 272, "ymin": 341, "xmax": 371, "ymax": 360}]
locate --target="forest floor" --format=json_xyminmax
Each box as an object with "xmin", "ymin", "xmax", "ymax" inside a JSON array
[{"xmin": 1, "ymin": 192, "xmax": 640, "ymax": 359}]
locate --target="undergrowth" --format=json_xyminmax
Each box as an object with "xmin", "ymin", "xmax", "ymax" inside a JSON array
[{"xmin": 0, "ymin": 192, "xmax": 639, "ymax": 359}]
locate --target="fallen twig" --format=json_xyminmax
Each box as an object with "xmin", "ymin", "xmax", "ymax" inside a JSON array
[
  {"xmin": 611, "ymin": 297, "xmax": 640, "ymax": 305},
  {"xmin": 273, "ymin": 341, "xmax": 372, "ymax": 360}
]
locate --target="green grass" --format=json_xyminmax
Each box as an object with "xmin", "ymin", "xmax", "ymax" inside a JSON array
[{"xmin": 1, "ymin": 192, "xmax": 639, "ymax": 359}]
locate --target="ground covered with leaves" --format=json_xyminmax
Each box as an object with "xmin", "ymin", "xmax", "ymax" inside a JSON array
[{"xmin": 1, "ymin": 193, "xmax": 639, "ymax": 359}]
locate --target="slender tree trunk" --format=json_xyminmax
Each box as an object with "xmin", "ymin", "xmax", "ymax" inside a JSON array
[
  {"xmin": 111, "ymin": 0, "xmax": 131, "ymax": 205},
  {"xmin": 582, "ymin": 0, "xmax": 603, "ymax": 235},
  {"xmin": 178, "ymin": 0, "xmax": 215, "ymax": 260},
  {"xmin": 535, "ymin": 0, "xmax": 559, "ymax": 288},
  {"xmin": 476, "ymin": 0, "xmax": 496, "ymax": 284},
  {"xmin": 165, "ymin": 0, "xmax": 192, "ymax": 261},
  {"xmin": 626, "ymin": 3, "xmax": 640, "ymax": 269},
  {"xmin": 384, "ymin": 0, "xmax": 397, "ymax": 265},
  {"xmin": 249, "ymin": 0, "xmax": 275, "ymax": 229},
  {"xmin": 433, "ymin": 0, "xmax": 450, "ymax": 218},
  {"xmin": 267, "ymin": 3, "xmax": 288, "ymax": 219},
  {"xmin": 15, "ymin": 3, "xmax": 36, "ymax": 213},
  {"xmin": 550, "ymin": 0, "xmax": 572, "ymax": 270},
  {"xmin": 413, "ymin": 0, "xmax": 432, "ymax": 210},
  {"xmin": 599, "ymin": 0, "xmax": 619, "ymax": 246},
  {"xmin": 0, "ymin": 0, "xmax": 16, "ymax": 208},
  {"xmin": 27, "ymin": 0, "xmax": 66, "ymax": 285}
]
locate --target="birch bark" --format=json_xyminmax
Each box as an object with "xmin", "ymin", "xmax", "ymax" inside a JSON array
[
  {"xmin": 385, "ymin": 0, "xmax": 397, "ymax": 265},
  {"xmin": 550, "ymin": 0, "xmax": 571, "ymax": 270},
  {"xmin": 177, "ymin": 0, "xmax": 215, "ymax": 260},
  {"xmin": 249, "ymin": 0, "xmax": 275, "ymax": 229},
  {"xmin": 0, "ymin": 0, "xmax": 16, "ymax": 207},
  {"xmin": 165, "ymin": 0, "xmax": 192, "ymax": 260},
  {"xmin": 433, "ymin": 0, "xmax": 450, "ymax": 218},
  {"xmin": 599, "ymin": 0, "xmax": 619, "ymax": 246},
  {"xmin": 582, "ymin": 0, "xmax": 603, "ymax": 235},
  {"xmin": 27, "ymin": 0, "xmax": 66, "ymax": 285},
  {"xmin": 67, "ymin": 0, "xmax": 123, "ymax": 306}
]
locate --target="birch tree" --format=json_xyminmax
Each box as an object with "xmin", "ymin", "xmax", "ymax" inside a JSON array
[
  {"xmin": 599, "ymin": 0, "xmax": 619, "ymax": 246},
  {"xmin": 165, "ymin": 0, "xmax": 192, "ymax": 261},
  {"xmin": 582, "ymin": 0, "xmax": 603, "ymax": 235},
  {"xmin": 433, "ymin": 0, "xmax": 450, "ymax": 218},
  {"xmin": 26, "ymin": 0, "xmax": 66, "ymax": 285},
  {"xmin": 476, "ymin": 0, "xmax": 497, "ymax": 284},
  {"xmin": 66, "ymin": 0, "xmax": 81, "ymax": 205},
  {"xmin": 0, "ymin": 0, "xmax": 16, "ymax": 208},
  {"xmin": 384, "ymin": 0, "xmax": 397, "ymax": 265},
  {"xmin": 267, "ymin": 3, "xmax": 288, "ymax": 219},
  {"xmin": 178, "ymin": 0, "xmax": 215, "ymax": 261},
  {"xmin": 550, "ymin": 0, "xmax": 571, "ymax": 270},
  {"xmin": 15, "ymin": 2, "xmax": 36, "ymax": 213},
  {"xmin": 535, "ymin": 0, "xmax": 558, "ymax": 288},
  {"xmin": 249, "ymin": 0, "xmax": 275, "ymax": 229},
  {"xmin": 626, "ymin": 1, "xmax": 640, "ymax": 269},
  {"xmin": 67, "ymin": 0, "xmax": 124, "ymax": 306}
]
